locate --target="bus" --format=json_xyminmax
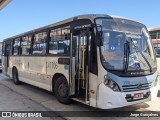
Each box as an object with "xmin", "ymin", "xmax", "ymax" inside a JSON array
[
  {"xmin": 2, "ymin": 14, "xmax": 159, "ymax": 109},
  {"xmin": 149, "ymin": 27, "xmax": 160, "ymax": 77}
]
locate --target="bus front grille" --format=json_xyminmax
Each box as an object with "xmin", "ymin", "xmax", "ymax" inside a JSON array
[{"xmin": 122, "ymin": 82, "xmax": 152, "ymax": 92}]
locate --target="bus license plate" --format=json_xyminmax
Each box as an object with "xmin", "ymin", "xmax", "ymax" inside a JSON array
[{"xmin": 133, "ymin": 93, "xmax": 144, "ymax": 99}]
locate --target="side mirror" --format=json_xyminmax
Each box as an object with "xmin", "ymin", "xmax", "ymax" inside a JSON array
[{"xmin": 96, "ymin": 31, "xmax": 103, "ymax": 46}]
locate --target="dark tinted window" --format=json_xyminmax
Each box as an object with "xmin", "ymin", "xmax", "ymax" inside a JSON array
[
  {"xmin": 13, "ymin": 38, "xmax": 21, "ymax": 55},
  {"xmin": 33, "ymin": 32, "xmax": 47, "ymax": 55},
  {"xmin": 22, "ymin": 35, "xmax": 32, "ymax": 55},
  {"xmin": 150, "ymin": 33, "xmax": 157, "ymax": 39},
  {"xmin": 49, "ymin": 26, "xmax": 70, "ymax": 55}
]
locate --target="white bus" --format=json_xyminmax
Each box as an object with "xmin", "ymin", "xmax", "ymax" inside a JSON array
[
  {"xmin": 2, "ymin": 14, "xmax": 159, "ymax": 109},
  {"xmin": 149, "ymin": 27, "xmax": 160, "ymax": 77}
]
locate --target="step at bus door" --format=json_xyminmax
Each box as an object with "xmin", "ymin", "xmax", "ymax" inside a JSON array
[{"xmin": 71, "ymin": 29, "xmax": 90, "ymax": 103}]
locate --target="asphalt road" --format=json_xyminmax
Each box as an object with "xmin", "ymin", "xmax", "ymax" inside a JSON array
[
  {"xmin": 0, "ymin": 73, "xmax": 159, "ymax": 120},
  {"xmin": 0, "ymin": 73, "xmax": 65, "ymax": 120}
]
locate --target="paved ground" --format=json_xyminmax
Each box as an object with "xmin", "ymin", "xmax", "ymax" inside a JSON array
[
  {"xmin": 0, "ymin": 74, "xmax": 65, "ymax": 120},
  {"xmin": 0, "ymin": 73, "xmax": 159, "ymax": 120}
]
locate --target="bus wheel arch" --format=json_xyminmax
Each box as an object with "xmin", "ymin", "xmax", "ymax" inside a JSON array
[
  {"xmin": 52, "ymin": 73, "xmax": 71, "ymax": 104},
  {"xmin": 12, "ymin": 67, "xmax": 20, "ymax": 85}
]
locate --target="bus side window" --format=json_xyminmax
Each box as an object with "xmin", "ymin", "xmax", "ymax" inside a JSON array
[
  {"xmin": 49, "ymin": 26, "xmax": 70, "ymax": 55},
  {"xmin": 21, "ymin": 35, "xmax": 32, "ymax": 55},
  {"xmin": 33, "ymin": 32, "xmax": 47, "ymax": 55},
  {"xmin": 13, "ymin": 38, "xmax": 21, "ymax": 55},
  {"xmin": 5, "ymin": 44, "xmax": 11, "ymax": 56}
]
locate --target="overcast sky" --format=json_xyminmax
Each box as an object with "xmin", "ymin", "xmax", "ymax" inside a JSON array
[{"xmin": 0, "ymin": 0, "xmax": 159, "ymax": 41}]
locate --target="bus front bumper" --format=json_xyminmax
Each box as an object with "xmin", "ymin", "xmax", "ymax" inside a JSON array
[{"xmin": 97, "ymin": 81, "xmax": 159, "ymax": 109}]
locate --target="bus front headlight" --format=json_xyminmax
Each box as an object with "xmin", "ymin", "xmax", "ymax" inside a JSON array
[{"xmin": 104, "ymin": 75, "xmax": 120, "ymax": 92}]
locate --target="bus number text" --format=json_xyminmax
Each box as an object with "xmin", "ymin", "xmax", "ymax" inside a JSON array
[{"xmin": 47, "ymin": 62, "xmax": 58, "ymax": 69}]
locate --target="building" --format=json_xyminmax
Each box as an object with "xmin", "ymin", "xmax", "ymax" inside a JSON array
[{"xmin": 0, "ymin": 0, "xmax": 12, "ymax": 10}]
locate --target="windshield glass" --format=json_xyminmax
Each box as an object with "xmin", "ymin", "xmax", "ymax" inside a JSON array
[{"xmin": 96, "ymin": 18, "xmax": 156, "ymax": 71}]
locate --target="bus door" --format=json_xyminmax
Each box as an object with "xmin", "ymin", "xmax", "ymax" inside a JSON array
[
  {"xmin": 3, "ymin": 43, "xmax": 11, "ymax": 73},
  {"xmin": 71, "ymin": 28, "xmax": 90, "ymax": 103}
]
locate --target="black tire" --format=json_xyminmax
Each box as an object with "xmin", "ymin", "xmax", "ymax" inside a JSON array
[
  {"xmin": 12, "ymin": 68, "xmax": 20, "ymax": 85},
  {"xmin": 55, "ymin": 76, "xmax": 71, "ymax": 104}
]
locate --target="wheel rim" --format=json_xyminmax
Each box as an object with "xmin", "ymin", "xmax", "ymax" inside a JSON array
[{"xmin": 58, "ymin": 83, "xmax": 69, "ymax": 98}]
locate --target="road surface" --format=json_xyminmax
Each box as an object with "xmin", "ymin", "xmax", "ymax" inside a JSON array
[{"xmin": 0, "ymin": 73, "xmax": 159, "ymax": 120}]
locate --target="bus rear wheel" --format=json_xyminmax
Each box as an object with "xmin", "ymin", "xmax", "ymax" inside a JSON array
[
  {"xmin": 12, "ymin": 68, "xmax": 20, "ymax": 85},
  {"xmin": 55, "ymin": 76, "xmax": 71, "ymax": 104}
]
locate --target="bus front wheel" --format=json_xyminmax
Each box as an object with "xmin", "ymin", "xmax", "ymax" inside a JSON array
[
  {"xmin": 12, "ymin": 68, "xmax": 20, "ymax": 85},
  {"xmin": 55, "ymin": 76, "xmax": 71, "ymax": 104}
]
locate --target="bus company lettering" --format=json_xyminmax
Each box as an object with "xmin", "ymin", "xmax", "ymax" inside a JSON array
[
  {"xmin": 47, "ymin": 62, "xmax": 58, "ymax": 69},
  {"xmin": 15, "ymin": 59, "xmax": 22, "ymax": 64},
  {"xmin": 15, "ymin": 59, "xmax": 22, "ymax": 68}
]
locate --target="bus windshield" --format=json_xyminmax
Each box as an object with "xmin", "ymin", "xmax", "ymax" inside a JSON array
[{"xmin": 96, "ymin": 18, "xmax": 156, "ymax": 71}]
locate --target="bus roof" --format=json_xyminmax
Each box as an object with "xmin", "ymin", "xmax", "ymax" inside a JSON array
[{"xmin": 3, "ymin": 14, "xmax": 144, "ymax": 41}]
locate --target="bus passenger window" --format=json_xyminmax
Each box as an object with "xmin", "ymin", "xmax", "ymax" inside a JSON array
[
  {"xmin": 13, "ymin": 38, "xmax": 21, "ymax": 55},
  {"xmin": 33, "ymin": 32, "xmax": 47, "ymax": 55},
  {"xmin": 5, "ymin": 44, "xmax": 11, "ymax": 56},
  {"xmin": 21, "ymin": 36, "xmax": 32, "ymax": 55},
  {"xmin": 49, "ymin": 40, "xmax": 70, "ymax": 55},
  {"xmin": 49, "ymin": 27, "xmax": 70, "ymax": 55}
]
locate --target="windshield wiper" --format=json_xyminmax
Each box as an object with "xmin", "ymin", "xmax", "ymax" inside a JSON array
[
  {"xmin": 123, "ymin": 41, "xmax": 130, "ymax": 72},
  {"xmin": 130, "ymin": 38, "xmax": 152, "ymax": 72}
]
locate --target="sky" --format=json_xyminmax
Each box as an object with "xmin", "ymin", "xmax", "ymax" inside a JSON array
[{"xmin": 0, "ymin": 0, "xmax": 160, "ymax": 41}]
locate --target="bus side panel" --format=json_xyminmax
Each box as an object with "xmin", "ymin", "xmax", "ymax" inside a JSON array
[
  {"xmin": 46, "ymin": 57, "xmax": 70, "ymax": 92},
  {"xmin": 27, "ymin": 56, "xmax": 51, "ymax": 91},
  {"xmin": 2, "ymin": 56, "xmax": 8, "ymax": 75},
  {"xmin": 9, "ymin": 56, "xmax": 51, "ymax": 91},
  {"xmin": 89, "ymin": 73, "xmax": 98, "ymax": 107},
  {"xmin": 8, "ymin": 56, "xmax": 24, "ymax": 78}
]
